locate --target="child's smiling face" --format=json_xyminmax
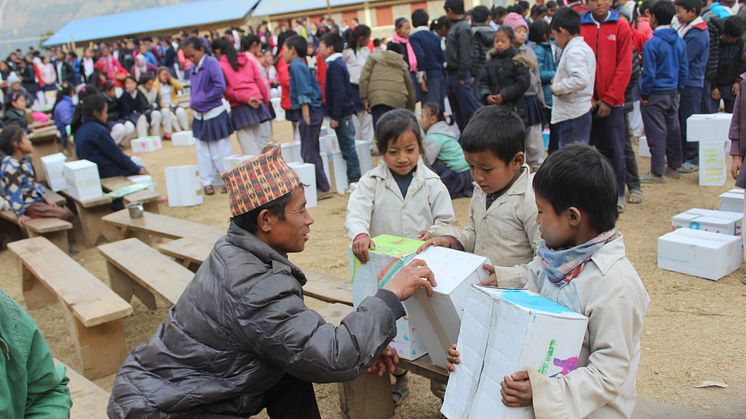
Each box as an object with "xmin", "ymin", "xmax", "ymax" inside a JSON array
[{"xmin": 383, "ymin": 129, "xmax": 421, "ymax": 177}]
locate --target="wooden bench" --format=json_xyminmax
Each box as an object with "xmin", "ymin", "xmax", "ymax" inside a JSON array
[
  {"xmin": 8, "ymin": 237, "xmax": 133, "ymax": 379},
  {"xmin": 29, "ymin": 126, "xmax": 61, "ymax": 182},
  {"xmin": 316, "ymin": 303, "xmax": 395, "ymax": 419},
  {"xmin": 0, "ymin": 190, "xmax": 73, "ymax": 252},
  {"xmin": 55, "ymin": 358, "xmax": 109, "ymax": 419},
  {"xmin": 98, "ymin": 238, "xmax": 192, "ymax": 308},
  {"xmin": 102, "ymin": 210, "xmax": 225, "ymax": 244}
]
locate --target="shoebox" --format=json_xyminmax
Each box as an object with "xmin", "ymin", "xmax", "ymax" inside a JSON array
[
  {"xmin": 165, "ymin": 165, "xmax": 203, "ymax": 207},
  {"xmin": 63, "ymin": 160, "xmax": 103, "ymax": 202},
  {"xmin": 687, "ymin": 113, "xmax": 732, "ymax": 142},
  {"xmin": 288, "ymin": 162, "xmax": 317, "ymax": 208},
  {"xmin": 356, "ymin": 140, "xmax": 373, "ymax": 175},
  {"xmin": 131, "ymin": 136, "xmax": 162, "ymax": 153},
  {"xmin": 321, "ymin": 151, "xmax": 348, "ymax": 194},
  {"xmin": 41, "ymin": 153, "xmax": 67, "ymax": 192},
  {"xmin": 658, "ymin": 228, "xmax": 742, "ymax": 281},
  {"xmin": 720, "ymin": 189, "xmax": 744, "ymax": 213},
  {"xmin": 442, "ymin": 287, "xmax": 587, "ymax": 419},
  {"xmin": 223, "ymin": 154, "xmax": 255, "ymax": 170},
  {"xmin": 402, "ymin": 246, "xmax": 491, "ymax": 368},
  {"xmin": 638, "ymin": 136, "xmax": 651, "ymax": 158},
  {"xmin": 672, "ymin": 208, "xmax": 742, "ymax": 236},
  {"xmin": 348, "ymin": 234, "xmax": 427, "ymax": 360},
  {"xmin": 171, "ymin": 131, "xmax": 196, "ymax": 147},
  {"xmin": 699, "ymin": 140, "xmax": 728, "ymax": 186},
  {"xmin": 280, "ymin": 141, "xmax": 302, "ymax": 164},
  {"xmin": 271, "ymin": 98, "xmax": 285, "ymax": 121},
  {"xmin": 126, "ymin": 175, "xmax": 155, "ymax": 191}
]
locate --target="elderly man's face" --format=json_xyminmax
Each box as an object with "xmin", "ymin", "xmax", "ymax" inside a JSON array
[{"xmin": 265, "ymin": 188, "xmax": 314, "ymax": 254}]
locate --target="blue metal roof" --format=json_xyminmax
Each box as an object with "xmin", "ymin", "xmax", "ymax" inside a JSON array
[
  {"xmin": 44, "ymin": 0, "xmax": 258, "ymax": 46},
  {"xmin": 252, "ymin": 0, "xmax": 368, "ymax": 17}
]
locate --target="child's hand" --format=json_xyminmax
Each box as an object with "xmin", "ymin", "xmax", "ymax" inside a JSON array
[
  {"xmin": 595, "ymin": 101, "xmax": 611, "ymax": 118},
  {"xmin": 366, "ymin": 346, "xmax": 400, "ymax": 377},
  {"xmin": 446, "ymin": 344, "xmax": 461, "ymax": 372},
  {"xmin": 732, "ymin": 155, "xmax": 742, "ymax": 180},
  {"xmin": 248, "ymin": 98, "xmax": 261, "ymax": 109},
  {"xmin": 734, "ymin": 82, "xmax": 741, "ymax": 96},
  {"xmin": 302, "ymin": 106, "xmax": 311, "ymax": 125},
  {"xmin": 330, "ymin": 119, "xmax": 339, "ymax": 129},
  {"xmin": 417, "ymin": 236, "xmax": 451, "ymax": 253},
  {"xmin": 711, "ymin": 88, "xmax": 721, "ymax": 101},
  {"xmin": 416, "ymin": 230, "xmax": 431, "ymax": 241},
  {"xmin": 480, "ymin": 263, "xmax": 497, "ymax": 286},
  {"xmin": 501, "ymin": 371, "xmax": 533, "ymax": 407},
  {"xmin": 352, "ymin": 234, "xmax": 375, "ymax": 263},
  {"xmin": 17, "ymin": 215, "xmax": 31, "ymax": 226}
]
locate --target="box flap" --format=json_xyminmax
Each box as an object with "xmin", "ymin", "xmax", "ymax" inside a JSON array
[
  {"xmin": 412, "ymin": 247, "xmax": 489, "ymax": 294},
  {"xmin": 660, "ymin": 228, "xmax": 741, "ymax": 245},
  {"xmin": 370, "ymin": 235, "xmax": 423, "ymax": 257}
]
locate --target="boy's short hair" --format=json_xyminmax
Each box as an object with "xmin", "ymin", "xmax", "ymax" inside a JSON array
[
  {"xmin": 471, "ymin": 6, "xmax": 490, "ymax": 23},
  {"xmin": 320, "ymin": 32, "xmax": 344, "ymax": 53},
  {"xmin": 412, "ymin": 9, "xmax": 430, "ymax": 27},
  {"xmin": 724, "ymin": 15, "xmax": 746, "ymax": 38},
  {"xmin": 459, "ymin": 106, "xmax": 525, "ymax": 164},
  {"xmin": 639, "ymin": 0, "xmax": 653, "ymax": 15},
  {"xmin": 550, "ymin": 8, "xmax": 581, "ymax": 35},
  {"xmin": 674, "ymin": 0, "xmax": 702, "ymax": 15},
  {"xmin": 285, "ymin": 35, "xmax": 308, "ymax": 58},
  {"xmin": 650, "ymin": 0, "xmax": 676, "ymax": 25},
  {"xmin": 546, "ymin": 1, "xmax": 558, "ymax": 9},
  {"xmin": 533, "ymin": 144, "xmax": 618, "ymax": 232},
  {"xmin": 492, "ymin": 6, "xmax": 507, "ymax": 18},
  {"xmin": 444, "ymin": 0, "xmax": 465, "ymax": 14},
  {"xmin": 374, "ymin": 109, "xmax": 423, "ymax": 154}
]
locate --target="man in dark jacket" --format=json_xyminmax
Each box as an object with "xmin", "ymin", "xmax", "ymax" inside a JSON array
[
  {"xmin": 410, "ymin": 8, "xmax": 447, "ymax": 108},
  {"xmin": 712, "ymin": 16, "xmax": 746, "ymax": 113},
  {"xmin": 107, "ymin": 146, "xmax": 436, "ymax": 419},
  {"xmin": 444, "ymin": 0, "xmax": 482, "ymax": 131},
  {"xmin": 53, "ymin": 50, "xmax": 74, "ymax": 85}
]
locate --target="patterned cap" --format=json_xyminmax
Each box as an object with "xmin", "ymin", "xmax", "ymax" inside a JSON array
[{"xmin": 222, "ymin": 146, "xmax": 301, "ymax": 217}]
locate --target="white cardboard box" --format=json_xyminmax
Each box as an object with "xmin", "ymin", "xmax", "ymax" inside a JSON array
[
  {"xmin": 63, "ymin": 160, "xmax": 102, "ymax": 202},
  {"xmin": 403, "ymin": 246, "xmax": 490, "ymax": 368},
  {"xmin": 672, "ymin": 208, "xmax": 742, "ymax": 236},
  {"xmin": 320, "ymin": 135, "xmax": 340, "ymax": 154},
  {"xmin": 720, "ymin": 189, "xmax": 744, "ymax": 213},
  {"xmin": 638, "ymin": 136, "xmax": 651, "ymax": 158},
  {"xmin": 126, "ymin": 175, "xmax": 154, "ymax": 191},
  {"xmin": 165, "ymin": 165, "xmax": 203, "ymax": 207},
  {"xmin": 281, "ymin": 141, "xmax": 302, "ymax": 164},
  {"xmin": 348, "ymin": 235, "xmax": 427, "ymax": 360},
  {"xmin": 171, "ymin": 131, "xmax": 196, "ymax": 147},
  {"xmin": 131, "ymin": 136, "xmax": 163, "ymax": 153},
  {"xmin": 288, "ymin": 162, "xmax": 317, "ymax": 208},
  {"xmin": 699, "ymin": 140, "xmax": 728, "ymax": 186},
  {"xmin": 223, "ymin": 154, "xmax": 255, "ymax": 170},
  {"xmin": 321, "ymin": 151, "xmax": 349, "ymax": 194},
  {"xmin": 687, "ymin": 113, "xmax": 733, "ymax": 142},
  {"xmin": 658, "ymin": 228, "xmax": 742, "ymax": 281},
  {"xmin": 41, "ymin": 153, "xmax": 67, "ymax": 192},
  {"xmin": 356, "ymin": 140, "xmax": 373, "ymax": 174},
  {"xmin": 442, "ymin": 287, "xmax": 588, "ymax": 419},
  {"xmin": 271, "ymin": 98, "xmax": 285, "ymax": 121}
]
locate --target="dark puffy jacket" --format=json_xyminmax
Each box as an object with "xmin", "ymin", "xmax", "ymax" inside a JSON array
[
  {"xmin": 479, "ymin": 48, "xmax": 530, "ymax": 122},
  {"xmin": 471, "ymin": 25, "xmax": 495, "ymax": 85},
  {"xmin": 446, "ymin": 18, "xmax": 473, "ymax": 80},
  {"xmin": 703, "ymin": 14, "xmax": 722, "ymax": 83},
  {"xmin": 716, "ymin": 38, "xmax": 746, "ymax": 87},
  {"xmin": 107, "ymin": 224, "xmax": 403, "ymax": 418}
]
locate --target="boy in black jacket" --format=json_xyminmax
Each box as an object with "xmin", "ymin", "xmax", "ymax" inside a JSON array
[
  {"xmin": 712, "ymin": 16, "xmax": 746, "ymax": 113},
  {"xmin": 319, "ymin": 32, "xmax": 362, "ymax": 187},
  {"xmin": 444, "ymin": 0, "xmax": 482, "ymax": 131}
]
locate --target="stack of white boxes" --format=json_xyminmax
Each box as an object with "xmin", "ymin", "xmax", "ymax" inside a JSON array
[
  {"xmin": 720, "ymin": 188, "xmax": 744, "ymax": 213},
  {"xmin": 281, "ymin": 141, "xmax": 302, "ymax": 164},
  {"xmin": 171, "ymin": 131, "xmax": 196, "ymax": 147},
  {"xmin": 288, "ymin": 162, "xmax": 318, "ymax": 208},
  {"xmin": 165, "ymin": 165, "xmax": 203, "ymax": 207},
  {"xmin": 687, "ymin": 114, "xmax": 732, "ymax": 186},
  {"xmin": 131, "ymin": 136, "xmax": 163, "ymax": 153},
  {"xmin": 63, "ymin": 160, "xmax": 103, "ymax": 201},
  {"xmin": 671, "ymin": 208, "xmax": 742, "ymax": 236},
  {"xmin": 442, "ymin": 287, "xmax": 588, "ymax": 419},
  {"xmin": 41, "ymin": 153, "xmax": 67, "ymax": 192}
]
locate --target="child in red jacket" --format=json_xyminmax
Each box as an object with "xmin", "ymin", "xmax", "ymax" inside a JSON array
[{"xmin": 580, "ymin": 0, "xmax": 633, "ymax": 212}]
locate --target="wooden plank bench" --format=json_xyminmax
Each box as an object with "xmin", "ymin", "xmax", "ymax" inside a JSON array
[
  {"xmin": 98, "ymin": 238, "xmax": 192, "ymax": 308},
  {"xmin": 29, "ymin": 126, "xmax": 61, "ymax": 182},
  {"xmin": 55, "ymin": 358, "xmax": 109, "ymax": 419},
  {"xmin": 102, "ymin": 210, "xmax": 225, "ymax": 244},
  {"xmin": 0, "ymin": 191, "xmax": 73, "ymax": 252},
  {"xmin": 8, "ymin": 237, "xmax": 133, "ymax": 379}
]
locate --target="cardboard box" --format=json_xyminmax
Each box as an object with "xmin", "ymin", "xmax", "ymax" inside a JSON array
[
  {"xmin": 348, "ymin": 235, "xmax": 427, "ymax": 360},
  {"xmin": 672, "ymin": 208, "xmax": 742, "ymax": 236},
  {"xmin": 638, "ymin": 136, "xmax": 651, "ymax": 158},
  {"xmin": 321, "ymin": 151, "xmax": 349, "ymax": 194},
  {"xmin": 281, "ymin": 141, "xmax": 302, "ymax": 164},
  {"xmin": 63, "ymin": 160, "xmax": 103, "ymax": 202},
  {"xmin": 687, "ymin": 113, "xmax": 733, "ymax": 142},
  {"xmin": 41, "ymin": 153, "xmax": 67, "ymax": 192},
  {"xmin": 320, "ymin": 135, "xmax": 340, "ymax": 154},
  {"xmin": 126, "ymin": 175, "xmax": 154, "ymax": 191},
  {"xmin": 699, "ymin": 140, "xmax": 728, "ymax": 186},
  {"xmin": 720, "ymin": 189, "xmax": 744, "ymax": 213},
  {"xmin": 356, "ymin": 140, "xmax": 373, "ymax": 175},
  {"xmin": 403, "ymin": 247, "xmax": 491, "ymax": 368},
  {"xmin": 442, "ymin": 287, "xmax": 588, "ymax": 419},
  {"xmin": 288, "ymin": 162, "xmax": 317, "ymax": 208},
  {"xmin": 223, "ymin": 154, "xmax": 255, "ymax": 170},
  {"xmin": 271, "ymin": 98, "xmax": 285, "ymax": 121},
  {"xmin": 165, "ymin": 165, "xmax": 203, "ymax": 207},
  {"xmin": 171, "ymin": 131, "xmax": 196, "ymax": 147},
  {"xmin": 131, "ymin": 136, "xmax": 162, "ymax": 153},
  {"xmin": 658, "ymin": 228, "xmax": 742, "ymax": 281}
]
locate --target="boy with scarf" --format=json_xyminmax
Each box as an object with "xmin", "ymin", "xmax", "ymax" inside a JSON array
[{"xmin": 447, "ymin": 144, "xmax": 650, "ymax": 419}]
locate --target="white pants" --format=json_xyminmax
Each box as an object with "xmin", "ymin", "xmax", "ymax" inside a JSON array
[
  {"xmin": 259, "ymin": 121, "xmax": 272, "ymax": 145},
  {"xmin": 630, "ymin": 101, "xmax": 644, "ymax": 138},
  {"xmin": 161, "ymin": 107, "xmax": 189, "ymax": 133},
  {"xmin": 236, "ymin": 125, "xmax": 266, "ymax": 156},
  {"xmin": 136, "ymin": 112, "xmax": 161, "ymax": 138},
  {"xmin": 352, "ymin": 110, "xmax": 374, "ymax": 142},
  {"xmin": 195, "ymin": 137, "xmax": 232, "ymax": 186},
  {"xmin": 111, "ymin": 121, "xmax": 136, "ymax": 147},
  {"xmin": 526, "ymin": 124, "xmax": 546, "ymax": 167}
]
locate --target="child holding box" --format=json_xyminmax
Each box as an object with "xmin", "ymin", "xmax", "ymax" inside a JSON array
[{"xmin": 447, "ymin": 144, "xmax": 650, "ymax": 418}]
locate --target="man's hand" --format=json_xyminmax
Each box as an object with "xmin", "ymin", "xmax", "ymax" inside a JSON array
[
  {"xmin": 363, "ymin": 100, "xmax": 371, "ymax": 113},
  {"xmin": 248, "ymin": 98, "xmax": 261, "ymax": 109},
  {"xmin": 712, "ymin": 88, "xmax": 721, "ymax": 101},
  {"xmin": 595, "ymin": 101, "xmax": 611, "ymax": 118},
  {"xmin": 734, "ymin": 82, "xmax": 741, "ymax": 96},
  {"xmin": 487, "ymin": 94, "xmax": 503, "ymax": 105},
  {"xmin": 480, "ymin": 263, "xmax": 497, "ymax": 286},
  {"xmin": 330, "ymin": 119, "xmax": 339, "ymax": 129},
  {"xmin": 417, "ymin": 236, "xmax": 452, "ymax": 253},
  {"xmin": 366, "ymin": 346, "xmax": 400, "ymax": 377},
  {"xmin": 383, "ymin": 259, "xmax": 437, "ymax": 300},
  {"xmin": 17, "ymin": 215, "xmax": 31, "ymax": 226},
  {"xmin": 501, "ymin": 371, "xmax": 533, "ymax": 407},
  {"xmin": 446, "ymin": 344, "xmax": 460, "ymax": 372},
  {"xmin": 420, "ymin": 80, "xmax": 429, "ymax": 93},
  {"xmin": 352, "ymin": 234, "xmax": 375, "ymax": 263},
  {"xmin": 732, "ymin": 155, "xmax": 743, "ymax": 180}
]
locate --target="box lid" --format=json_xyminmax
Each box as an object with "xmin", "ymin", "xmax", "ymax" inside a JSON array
[
  {"xmin": 64, "ymin": 159, "xmax": 96, "ymax": 169},
  {"xmin": 687, "ymin": 208, "xmax": 742, "ymax": 222},
  {"xmin": 659, "ymin": 228, "xmax": 741, "ymax": 247},
  {"xmin": 41, "ymin": 153, "xmax": 66, "ymax": 163},
  {"xmin": 412, "ymin": 246, "xmax": 489, "ymax": 294},
  {"xmin": 498, "ymin": 289, "xmax": 586, "ymax": 318},
  {"xmin": 370, "ymin": 235, "xmax": 423, "ymax": 258}
]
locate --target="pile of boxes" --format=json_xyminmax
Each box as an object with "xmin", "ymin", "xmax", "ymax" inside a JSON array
[
  {"xmin": 131, "ymin": 136, "xmax": 163, "ymax": 153},
  {"xmin": 40, "ymin": 153, "xmax": 68, "ymax": 192},
  {"xmin": 720, "ymin": 188, "xmax": 744, "ymax": 213},
  {"xmin": 686, "ymin": 114, "xmax": 732, "ymax": 187},
  {"xmin": 164, "ymin": 165, "xmax": 203, "ymax": 207},
  {"xmin": 62, "ymin": 160, "xmax": 103, "ymax": 201}
]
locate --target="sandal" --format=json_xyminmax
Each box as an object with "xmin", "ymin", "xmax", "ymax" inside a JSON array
[
  {"xmin": 627, "ymin": 189, "xmax": 643, "ymax": 204},
  {"xmin": 391, "ymin": 381, "xmax": 410, "ymax": 407},
  {"xmin": 203, "ymin": 185, "xmax": 215, "ymax": 196}
]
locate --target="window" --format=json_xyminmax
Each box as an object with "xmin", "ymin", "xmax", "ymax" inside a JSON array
[{"xmin": 376, "ymin": 6, "xmax": 393, "ymax": 26}]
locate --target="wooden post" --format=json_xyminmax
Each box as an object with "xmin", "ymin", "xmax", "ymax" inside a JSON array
[
  {"xmin": 61, "ymin": 305, "xmax": 127, "ymax": 380},
  {"xmin": 27, "ymin": 229, "xmax": 69, "ymax": 253},
  {"xmin": 19, "ymin": 260, "xmax": 57, "ymax": 310},
  {"xmin": 106, "ymin": 261, "xmax": 157, "ymax": 310},
  {"xmin": 73, "ymin": 202, "xmax": 112, "ymax": 246}
]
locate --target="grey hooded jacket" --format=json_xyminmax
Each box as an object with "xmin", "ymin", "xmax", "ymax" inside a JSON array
[{"xmin": 107, "ymin": 222, "xmax": 404, "ymax": 418}]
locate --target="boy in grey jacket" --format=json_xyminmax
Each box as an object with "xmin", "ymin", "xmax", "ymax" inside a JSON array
[{"xmin": 445, "ymin": 0, "xmax": 483, "ymax": 131}]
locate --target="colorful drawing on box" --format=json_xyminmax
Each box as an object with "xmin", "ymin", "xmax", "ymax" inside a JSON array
[
  {"xmin": 538, "ymin": 339, "xmax": 557, "ymax": 375},
  {"xmin": 551, "ymin": 356, "xmax": 579, "ymax": 377}
]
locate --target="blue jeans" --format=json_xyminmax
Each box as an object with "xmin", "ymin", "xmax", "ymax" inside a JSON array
[
  {"xmin": 421, "ymin": 71, "xmax": 446, "ymax": 109},
  {"xmin": 334, "ymin": 114, "xmax": 361, "ymax": 182},
  {"xmin": 447, "ymin": 73, "xmax": 482, "ymax": 132},
  {"xmin": 680, "ymin": 86, "xmax": 704, "ymax": 164},
  {"xmin": 557, "ymin": 111, "xmax": 592, "ymax": 148}
]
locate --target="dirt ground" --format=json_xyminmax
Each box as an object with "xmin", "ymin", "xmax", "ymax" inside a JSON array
[{"xmin": 1, "ymin": 119, "xmax": 745, "ymax": 418}]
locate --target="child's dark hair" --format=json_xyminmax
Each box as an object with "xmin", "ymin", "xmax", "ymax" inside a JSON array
[
  {"xmin": 530, "ymin": 4, "xmax": 548, "ymax": 18},
  {"xmin": 285, "ymin": 35, "xmax": 308, "ymax": 58},
  {"xmin": 275, "ymin": 29, "xmax": 297, "ymax": 58},
  {"xmin": 546, "ymin": 1, "xmax": 557, "ymax": 9},
  {"xmin": 471, "ymin": 6, "xmax": 490, "ymax": 23},
  {"xmin": 242, "ymin": 34, "xmax": 260, "ymax": 52},
  {"xmin": 213, "ymin": 38, "xmax": 240, "ymax": 71},
  {"xmin": 674, "ymin": 0, "xmax": 702, "ymax": 15},
  {"xmin": 533, "ymin": 144, "xmax": 618, "ymax": 232},
  {"xmin": 321, "ymin": 32, "xmax": 344, "ymax": 53},
  {"xmin": 650, "ymin": 0, "xmax": 675, "ymax": 25},
  {"xmin": 374, "ymin": 109, "xmax": 422, "ymax": 154},
  {"xmin": 724, "ymin": 15, "xmax": 746, "ymax": 38},
  {"xmin": 492, "ymin": 6, "xmax": 507, "ymax": 19},
  {"xmin": 346, "ymin": 24, "xmax": 371, "ymax": 49},
  {"xmin": 139, "ymin": 74, "xmax": 154, "ymax": 85},
  {"xmin": 529, "ymin": 20, "xmax": 551, "ymax": 43},
  {"xmin": 125, "ymin": 74, "xmax": 137, "ymax": 84},
  {"xmin": 639, "ymin": 0, "xmax": 652, "ymax": 15},
  {"xmin": 412, "ymin": 9, "xmax": 430, "ymax": 27},
  {"xmin": 496, "ymin": 26, "xmax": 516, "ymax": 41},
  {"xmin": 182, "ymin": 36, "xmax": 206, "ymax": 51},
  {"xmin": 53, "ymin": 82, "xmax": 75, "ymax": 113},
  {"xmin": 459, "ymin": 106, "xmax": 525, "ymax": 163},
  {"xmin": 0, "ymin": 125, "xmax": 25, "ymax": 156},
  {"xmin": 550, "ymin": 8, "xmax": 581, "ymax": 35},
  {"xmin": 422, "ymin": 102, "xmax": 453, "ymax": 126},
  {"xmin": 71, "ymin": 87, "xmax": 105, "ymax": 133}
]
